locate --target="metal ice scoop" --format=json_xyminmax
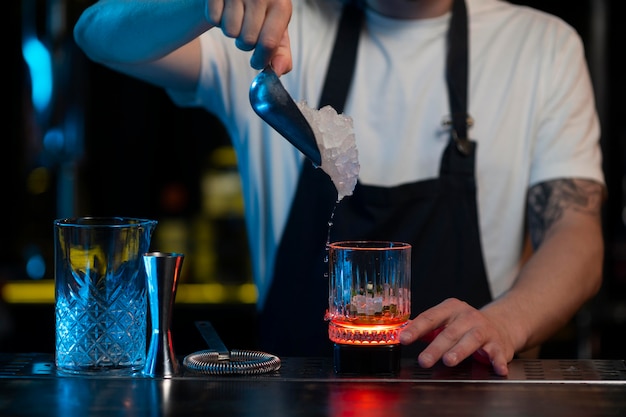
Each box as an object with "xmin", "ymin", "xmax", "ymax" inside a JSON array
[{"xmin": 249, "ymin": 66, "xmax": 322, "ymax": 167}]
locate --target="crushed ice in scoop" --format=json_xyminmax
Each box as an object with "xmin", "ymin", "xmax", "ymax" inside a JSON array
[{"xmin": 297, "ymin": 101, "xmax": 359, "ymax": 201}]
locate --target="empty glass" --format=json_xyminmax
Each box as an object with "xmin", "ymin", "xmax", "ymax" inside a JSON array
[{"xmin": 54, "ymin": 217, "xmax": 157, "ymax": 376}]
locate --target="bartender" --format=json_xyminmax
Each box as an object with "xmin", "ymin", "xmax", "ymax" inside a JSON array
[{"xmin": 73, "ymin": 0, "xmax": 605, "ymax": 376}]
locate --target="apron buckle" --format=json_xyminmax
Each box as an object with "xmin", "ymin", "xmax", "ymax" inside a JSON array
[
  {"xmin": 442, "ymin": 115, "xmax": 474, "ymax": 155},
  {"xmin": 452, "ymin": 129, "xmax": 473, "ymax": 155}
]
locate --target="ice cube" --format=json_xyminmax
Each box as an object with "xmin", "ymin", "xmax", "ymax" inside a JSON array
[{"xmin": 297, "ymin": 101, "xmax": 359, "ymax": 201}]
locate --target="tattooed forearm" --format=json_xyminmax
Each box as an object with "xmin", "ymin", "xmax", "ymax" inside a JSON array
[{"xmin": 527, "ymin": 179, "xmax": 604, "ymax": 249}]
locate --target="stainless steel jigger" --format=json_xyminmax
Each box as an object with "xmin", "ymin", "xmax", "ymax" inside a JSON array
[{"xmin": 143, "ymin": 252, "xmax": 184, "ymax": 378}]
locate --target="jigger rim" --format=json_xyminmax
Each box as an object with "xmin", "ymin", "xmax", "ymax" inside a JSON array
[{"xmin": 144, "ymin": 252, "xmax": 185, "ymax": 258}]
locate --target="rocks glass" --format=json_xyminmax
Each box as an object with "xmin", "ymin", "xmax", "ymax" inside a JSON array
[{"xmin": 326, "ymin": 241, "xmax": 411, "ymax": 375}]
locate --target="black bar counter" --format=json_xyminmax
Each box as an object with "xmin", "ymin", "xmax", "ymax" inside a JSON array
[{"xmin": 1, "ymin": 353, "xmax": 626, "ymax": 416}]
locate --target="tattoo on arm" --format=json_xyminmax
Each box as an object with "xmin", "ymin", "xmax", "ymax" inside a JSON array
[{"xmin": 527, "ymin": 179, "xmax": 604, "ymax": 249}]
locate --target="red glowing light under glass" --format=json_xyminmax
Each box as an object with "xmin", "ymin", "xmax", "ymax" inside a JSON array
[{"xmin": 327, "ymin": 320, "xmax": 409, "ymax": 345}]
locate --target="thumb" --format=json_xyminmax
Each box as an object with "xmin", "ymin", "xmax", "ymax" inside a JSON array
[{"xmin": 269, "ymin": 29, "xmax": 293, "ymax": 76}]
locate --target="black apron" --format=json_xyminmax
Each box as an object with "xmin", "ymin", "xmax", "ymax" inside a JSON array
[{"xmin": 259, "ymin": 0, "xmax": 492, "ymax": 357}]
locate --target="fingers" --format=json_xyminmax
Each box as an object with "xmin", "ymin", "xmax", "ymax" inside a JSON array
[
  {"xmin": 476, "ymin": 344, "xmax": 510, "ymax": 376},
  {"xmin": 399, "ymin": 298, "xmax": 512, "ymax": 376},
  {"xmin": 399, "ymin": 298, "xmax": 461, "ymax": 345},
  {"xmin": 420, "ymin": 321, "xmax": 486, "ymax": 367},
  {"xmin": 205, "ymin": 0, "xmax": 224, "ymax": 27},
  {"xmin": 267, "ymin": 29, "xmax": 292, "ymax": 75},
  {"xmin": 205, "ymin": 0, "xmax": 293, "ymax": 72},
  {"xmin": 250, "ymin": 5, "xmax": 292, "ymax": 73}
]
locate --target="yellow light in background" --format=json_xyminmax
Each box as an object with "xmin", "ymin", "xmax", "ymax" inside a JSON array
[
  {"xmin": 237, "ymin": 283, "xmax": 258, "ymax": 304},
  {"xmin": 2, "ymin": 281, "xmax": 54, "ymax": 303},
  {"xmin": 1, "ymin": 281, "xmax": 257, "ymax": 305},
  {"xmin": 26, "ymin": 167, "xmax": 50, "ymax": 195},
  {"xmin": 176, "ymin": 283, "xmax": 224, "ymax": 304},
  {"xmin": 176, "ymin": 283, "xmax": 257, "ymax": 304}
]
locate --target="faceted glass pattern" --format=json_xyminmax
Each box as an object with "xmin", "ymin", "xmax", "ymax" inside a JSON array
[
  {"xmin": 54, "ymin": 217, "xmax": 156, "ymax": 375},
  {"xmin": 327, "ymin": 241, "xmax": 411, "ymax": 346},
  {"xmin": 55, "ymin": 280, "xmax": 147, "ymax": 374}
]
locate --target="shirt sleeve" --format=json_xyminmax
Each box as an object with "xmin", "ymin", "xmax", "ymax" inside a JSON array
[{"xmin": 529, "ymin": 21, "xmax": 604, "ymax": 187}]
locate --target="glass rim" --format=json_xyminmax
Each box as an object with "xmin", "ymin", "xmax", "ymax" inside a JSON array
[
  {"xmin": 144, "ymin": 251, "xmax": 184, "ymax": 258},
  {"xmin": 54, "ymin": 216, "xmax": 157, "ymax": 228},
  {"xmin": 328, "ymin": 240, "xmax": 411, "ymax": 250}
]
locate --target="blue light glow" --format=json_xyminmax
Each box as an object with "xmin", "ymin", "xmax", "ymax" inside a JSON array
[
  {"xmin": 22, "ymin": 36, "xmax": 53, "ymax": 113},
  {"xmin": 43, "ymin": 128, "xmax": 65, "ymax": 152},
  {"xmin": 26, "ymin": 253, "xmax": 46, "ymax": 280}
]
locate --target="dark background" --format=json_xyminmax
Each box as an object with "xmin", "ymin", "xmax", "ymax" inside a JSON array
[{"xmin": 3, "ymin": 0, "xmax": 625, "ymax": 359}]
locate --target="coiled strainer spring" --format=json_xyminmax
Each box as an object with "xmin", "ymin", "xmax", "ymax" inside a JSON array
[{"xmin": 183, "ymin": 321, "xmax": 281, "ymax": 376}]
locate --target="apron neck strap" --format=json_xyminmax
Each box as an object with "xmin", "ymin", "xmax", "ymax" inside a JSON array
[
  {"xmin": 446, "ymin": 0, "xmax": 472, "ymax": 155},
  {"xmin": 318, "ymin": 1, "xmax": 364, "ymax": 112},
  {"xmin": 319, "ymin": 0, "xmax": 471, "ymax": 154}
]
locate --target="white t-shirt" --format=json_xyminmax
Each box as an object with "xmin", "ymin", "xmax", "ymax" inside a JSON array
[{"xmin": 168, "ymin": 0, "xmax": 604, "ymax": 310}]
